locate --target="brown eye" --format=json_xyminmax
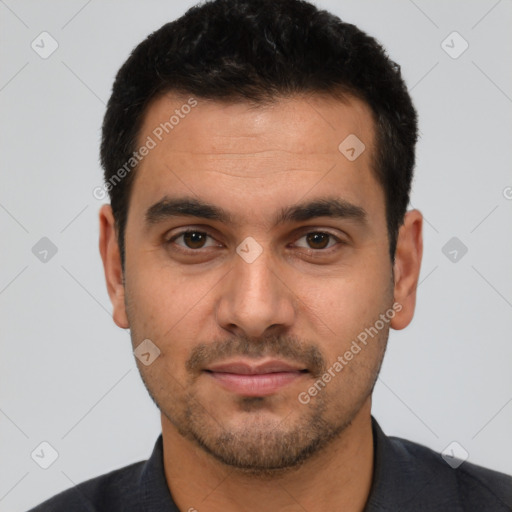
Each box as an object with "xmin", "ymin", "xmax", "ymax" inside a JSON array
[
  {"xmin": 183, "ymin": 232, "xmax": 208, "ymax": 249},
  {"xmin": 306, "ymin": 232, "xmax": 330, "ymax": 249},
  {"xmin": 295, "ymin": 232, "xmax": 339, "ymax": 250},
  {"xmin": 169, "ymin": 231, "xmax": 217, "ymax": 250}
]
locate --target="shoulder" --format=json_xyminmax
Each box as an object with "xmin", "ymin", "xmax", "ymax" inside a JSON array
[
  {"xmin": 367, "ymin": 418, "xmax": 512, "ymax": 511},
  {"xmin": 26, "ymin": 460, "xmax": 146, "ymax": 512},
  {"xmin": 390, "ymin": 435, "xmax": 512, "ymax": 510},
  {"xmin": 26, "ymin": 435, "xmax": 177, "ymax": 512}
]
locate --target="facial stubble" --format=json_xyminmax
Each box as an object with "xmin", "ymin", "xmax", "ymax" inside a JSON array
[{"xmin": 133, "ymin": 327, "xmax": 390, "ymax": 477}]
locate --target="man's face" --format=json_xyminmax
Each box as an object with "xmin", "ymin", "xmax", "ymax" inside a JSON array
[{"xmin": 114, "ymin": 93, "xmax": 397, "ymax": 472}]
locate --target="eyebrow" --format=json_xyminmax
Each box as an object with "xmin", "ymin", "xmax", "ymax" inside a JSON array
[{"xmin": 144, "ymin": 196, "xmax": 367, "ymax": 228}]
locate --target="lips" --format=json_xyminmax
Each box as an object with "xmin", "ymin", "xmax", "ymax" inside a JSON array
[
  {"xmin": 204, "ymin": 359, "xmax": 308, "ymax": 396},
  {"xmin": 207, "ymin": 360, "xmax": 306, "ymax": 374}
]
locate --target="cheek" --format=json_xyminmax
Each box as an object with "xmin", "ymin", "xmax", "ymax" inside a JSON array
[
  {"xmin": 126, "ymin": 245, "xmax": 196, "ymax": 327},
  {"xmin": 125, "ymin": 259, "xmax": 219, "ymax": 368},
  {"xmin": 295, "ymin": 258, "xmax": 392, "ymax": 351}
]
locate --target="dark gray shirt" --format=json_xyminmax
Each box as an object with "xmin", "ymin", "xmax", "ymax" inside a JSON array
[{"xmin": 27, "ymin": 417, "xmax": 512, "ymax": 511}]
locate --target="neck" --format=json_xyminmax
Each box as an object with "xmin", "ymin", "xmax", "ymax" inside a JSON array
[{"xmin": 161, "ymin": 399, "xmax": 375, "ymax": 512}]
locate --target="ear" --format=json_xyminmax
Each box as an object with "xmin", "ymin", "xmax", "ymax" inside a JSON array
[
  {"xmin": 390, "ymin": 209, "xmax": 423, "ymax": 330},
  {"xmin": 98, "ymin": 204, "xmax": 130, "ymax": 329}
]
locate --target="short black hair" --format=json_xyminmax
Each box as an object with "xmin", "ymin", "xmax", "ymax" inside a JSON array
[{"xmin": 100, "ymin": 0, "xmax": 417, "ymax": 270}]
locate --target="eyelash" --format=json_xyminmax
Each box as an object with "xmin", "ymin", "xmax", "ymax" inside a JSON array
[{"xmin": 165, "ymin": 229, "xmax": 344, "ymax": 254}]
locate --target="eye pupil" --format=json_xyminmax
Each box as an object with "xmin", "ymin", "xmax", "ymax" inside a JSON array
[
  {"xmin": 184, "ymin": 232, "xmax": 206, "ymax": 249},
  {"xmin": 307, "ymin": 232, "xmax": 329, "ymax": 249}
]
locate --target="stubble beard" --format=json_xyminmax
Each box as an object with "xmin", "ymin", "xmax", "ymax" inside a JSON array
[
  {"xmin": 138, "ymin": 337, "xmax": 388, "ymax": 478},
  {"xmin": 128, "ymin": 280, "xmax": 393, "ymax": 477}
]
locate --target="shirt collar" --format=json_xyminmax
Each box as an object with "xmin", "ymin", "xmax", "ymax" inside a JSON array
[
  {"xmin": 364, "ymin": 416, "xmax": 462, "ymax": 511},
  {"xmin": 137, "ymin": 417, "xmax": 462, "ymax": 511},
  {"xmin": 139, "ymin": 435, "xmax": 180, "ymax": 512}
]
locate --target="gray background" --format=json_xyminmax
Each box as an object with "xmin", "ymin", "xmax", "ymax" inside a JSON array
[{"xmin": 1, "ymin": 0, "xmax": 511, "ymax": 510}]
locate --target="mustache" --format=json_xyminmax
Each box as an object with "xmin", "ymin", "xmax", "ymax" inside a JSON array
[{"xmin": 186, "ymin": 333, "xmax": 326, "ymax": 378}]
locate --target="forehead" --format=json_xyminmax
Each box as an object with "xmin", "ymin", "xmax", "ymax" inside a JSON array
[
  {"xmin": 129, "ymin": 92, "xmax": 382, "ymax": 227},
  {"xmin": 139, "ymin": 91, "xmax": 374, "ymax": 157}
]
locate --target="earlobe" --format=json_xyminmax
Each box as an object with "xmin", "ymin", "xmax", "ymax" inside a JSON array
[
  {"xmin": 390, "ymin": 209, "xmax": 423, "ymax": 331},
  {"xmin": 98, "ymin": 204, "xmax": 130, "ymax": 329}
]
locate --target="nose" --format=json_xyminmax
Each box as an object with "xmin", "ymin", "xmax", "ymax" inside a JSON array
[{"xmin": 215, "ymin": 247, "xmax": 296, "ymax": 339}]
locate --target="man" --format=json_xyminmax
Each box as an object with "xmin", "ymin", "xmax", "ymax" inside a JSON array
[{"xmin": 29, "ymin": 0, "xmax": 512, "ymax": 510}]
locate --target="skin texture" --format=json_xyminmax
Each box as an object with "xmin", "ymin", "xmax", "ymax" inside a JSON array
[{"xmin": 99, "ymin": 92, "xmax": 423, "ymax": 511}]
